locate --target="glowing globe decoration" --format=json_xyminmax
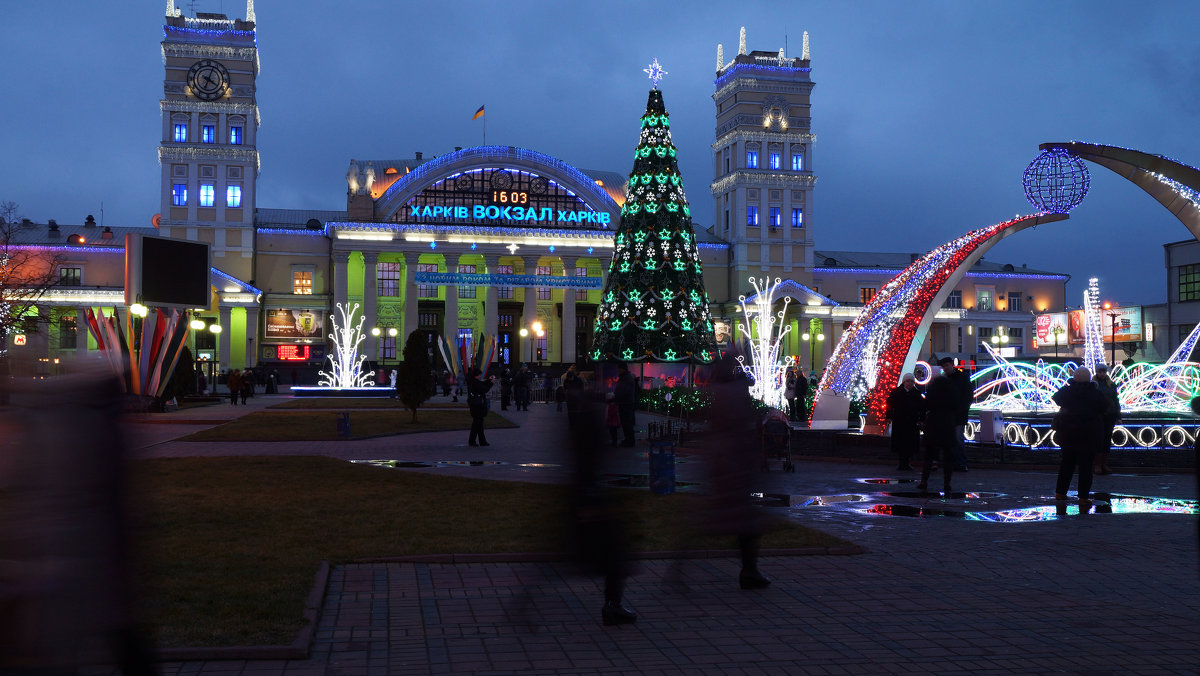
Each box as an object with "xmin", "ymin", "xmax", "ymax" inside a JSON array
[{"xmin": 1022, "ymin": 148, "xmax": 1090, "ymax": 213}]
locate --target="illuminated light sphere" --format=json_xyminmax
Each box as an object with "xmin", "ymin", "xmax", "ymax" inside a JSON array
[
  {"xmin": 371, "ymin": 327, "xmax": 381, "ymax": 337},
  {"xmin": 1022, "ymin": 148, "xmax": 1090, "ymax": 213},
  {"xmin": 209, "ymin": 324, "xmax": 222, "ymax": 334},
  {"xmin": 387, "ymin": 327, "xmax": 398, "ymax": 337},
  {"xmin": 189, "ymin": 319, "xmax": 205, "ymax": 330}
]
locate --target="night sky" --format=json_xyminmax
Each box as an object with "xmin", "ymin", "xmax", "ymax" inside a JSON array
[{"xmin": 5, "ymin": 0, "xmax": 1200, "ymax": 307}]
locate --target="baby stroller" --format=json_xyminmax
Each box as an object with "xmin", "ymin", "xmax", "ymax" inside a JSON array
[{"xmin": 760, "ymin": 409, "xmax": 795, "ymax": 472}]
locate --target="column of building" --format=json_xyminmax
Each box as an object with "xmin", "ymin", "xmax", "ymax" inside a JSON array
[
  {"xmin": 219, "ymin": 306, "xmax": 232, "ymax": 368},
  {"xmin": 362, "ymin": 251, "xmax": 378, "ymax": 361},
  {"xmin": 484, "ymin": 255, "xmax": 500, "ymax": 340},
  {"xmin": 442, "ymin": 255, "xmax": 458, "ymax": 354},
  {"xmin": 403, "ymin": 253, "xmax": 419, "ymax": 342},
  {"xmin": 333, "ymin": 251, "xmax": 350, "ymax": 313},
  {"xmin": 522, "ymin": 256, "xmax": 538, "ymax": 364},
  {"xmin": 560, "ymin": 255, "xmax": 576, "ymax": 365}
]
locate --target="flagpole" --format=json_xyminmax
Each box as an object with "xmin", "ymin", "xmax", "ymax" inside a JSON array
[{"xmin": 483, "ymin": 115, "xmax": 487, "ymax": 146}]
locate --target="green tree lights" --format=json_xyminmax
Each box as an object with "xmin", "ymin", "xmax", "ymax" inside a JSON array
[{"xmin": 591, "ymin": 83, "xmax": 715, "ymax": 363}]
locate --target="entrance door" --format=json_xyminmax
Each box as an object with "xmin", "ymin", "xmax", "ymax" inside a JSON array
[{"xmin": 498, "ymin": 330, "xmax": 513, "ymax": 368}]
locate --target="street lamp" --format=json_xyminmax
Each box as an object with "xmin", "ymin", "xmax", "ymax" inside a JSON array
[
  {"xmin": 799, "ymin": 318, "xmax": 825, "ymax": 376},
  {"xmin": 1104, "ymin": 303, "xmax": 1119, "ymax": 367},
  {"xmin": 1051, "ymin": 324, "xmax": 1065, "ymax": 361},
  {"xmin": 532, "ymin": 321, "xmax": 545, "ymax": 364}
]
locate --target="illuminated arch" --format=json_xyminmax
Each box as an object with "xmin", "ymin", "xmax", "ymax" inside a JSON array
[
  {"xmin": 1040, "ymin": 141, "xmax": 1200, "ymax": 238},
  {"xmin": 812, "ymin": 213, "xmax": 1068, "ymax": 432},
  {"xmin": 373, "ymin": 145, "xmax": 620, "ymax": 222}
]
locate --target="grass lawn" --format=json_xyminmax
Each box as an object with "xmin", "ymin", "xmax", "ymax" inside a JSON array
[
  {"xmin": 178, "ymin": 410, "xmax": 516, "ymax": 441},
  {"xmin": 269, "ymin": 398, "xmax": 466, "ymax": 410},
  {"xmin": 134, "ymin": 456, "xmax": 852, "ymax": 648}
]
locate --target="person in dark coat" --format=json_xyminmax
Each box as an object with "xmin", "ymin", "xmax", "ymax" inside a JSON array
[
  {"xmin": 1092, "ymin": 365, "xmax": 1120, "ymax": 475},
  {"xmin": 886, "ymin": 372, "xmax": 925, "ymax": 471},
  {"xmin": 239, "ymin": 369, "xmax": 254, "ymax": 404},
  {"xmin": 514, "ymin": 365, "xmax": 531, "ymax": 411},
  {"xmin": 613, "ymin": 362, "xmax": 638, "ymax": 447},
  {"xmin": 499, "ymin": 368, "xmax": 513, "ymax": 411},
  {"xmin": 562, "ymin": 364, "xmax": 585, "ymax": 414},
  {"xmin": 465, "ymin": 366, "xmax": 494, "ymax": 446},
  {"xmin": 918, "ymin": 371, "xmax": 959, "ymax": 494},
  {"xmin": 1052, "ymin": 367, "xmax": 1109, "ymax": 502},
  {"xmin": 938, "ymin": 356, "xmax": 973, "ymax": 471},
  {"xmin": 699, "ymin": 356, "xmax": 772, "ymax": 589},
  {"xmin": 227, "ymin": 369, "xmax": 241, "ymax": 405}
]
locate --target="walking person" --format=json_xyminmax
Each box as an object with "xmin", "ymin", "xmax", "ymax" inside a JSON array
[
  {"xmin": 918, "ymin": 368, "xmax": 959, "ymax": 494},
  {"xmin": 227, "ymin": 369, "xmax": 241, "ymax": 405},
  {"xmin": 514, "ymin": 364, "xmax": 531, "ymax": 411},
  {"xmin": 1093, "ymin": 365, "xmax": 1120, "ymax": 475},
  {"xmin": 562, "ymin": 364, "xmax": 585, "ymax": 415},
  {"xmin": 939, "ymin": 357, "xmax": 973, "ymax": 471},
  {"xmin": 466, "ymin": 366, "xmax": 494, "ymax": 447},
  {"xmin": 784, "ymin": 368, "xmax": 799, "ymax": 422},
  {"xmin": 613, "ymin": 362, "xmax": 638, "ymax": 447},
  {"xmin": 499, "ymin": 368, "xmax": 512, "ymax": 410},
  {"xmin": 1052, "ymin": 367, "xmax": 1108, "ymax": 503},
  {"xmin": 239, "ymin": 369, "xmax": 254, "ymax": 405},
  {"xmin": 886, "ymin": 373, "xmax": 925, "ymax": 471}
]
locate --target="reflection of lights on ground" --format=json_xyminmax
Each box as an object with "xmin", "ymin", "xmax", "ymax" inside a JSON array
[{"xmin": 862, "ymin": 494, "xmax": 1197, "ymax": 521}]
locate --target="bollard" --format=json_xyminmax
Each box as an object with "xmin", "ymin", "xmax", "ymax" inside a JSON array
[
  {"xmin": 335, "ymin": 412, "xmax": 351, "ymax": 438},
  {"xmin": 648, "ymin": 440, "xmax": 676, "ymax": 494}
]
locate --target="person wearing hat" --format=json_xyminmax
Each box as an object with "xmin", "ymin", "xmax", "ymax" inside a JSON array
[
  {"xmin": 1051, "ymin": 367, "xmax": 1108, "ymax": 502},
  {"xmin": 1092, "ymin": 365, "xmax": 1121, "ymax": 475},
  {"xmin": 886, "ymin": 372, "xmax": 925, "ymax": 471},
  {"xmin": 465, "ymin": 366, "xmax": 495, "ymax": 446}
]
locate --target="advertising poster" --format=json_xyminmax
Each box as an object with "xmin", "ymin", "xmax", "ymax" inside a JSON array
[
  {"xmin": 1034, "ymin": 312, "xmax": 1069, "ymax": 347},
  {"xmin": 1063, "ymin": 307, "xmax": 1143, "ymax": 344},
  {"xmin": 265, "ymin": 308, "xmax": 324, "ymax": 339}
]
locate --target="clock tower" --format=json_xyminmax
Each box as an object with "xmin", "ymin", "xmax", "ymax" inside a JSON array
[{"xmin": 158, "ymin": 0, "xmax": 260, "ymax": 282}]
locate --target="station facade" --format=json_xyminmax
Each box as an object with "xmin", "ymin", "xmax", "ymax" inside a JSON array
[{"xmin": 4, "ymin": 5, "xmax": 1071, "ymax": 381}]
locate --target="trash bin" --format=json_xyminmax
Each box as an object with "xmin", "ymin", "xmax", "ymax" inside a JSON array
[
  {"xmin": 648, "ymin": 441, "xmax": 675, "ymax": 494},
  {"xmin": 335, "ymin": 412, "xmax": 351, "ymax": 438}
]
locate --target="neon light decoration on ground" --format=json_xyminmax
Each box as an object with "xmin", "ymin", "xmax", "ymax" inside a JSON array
[
  {"xmin": 736, "ymin": 277, "xmax": 794, "ymax": 412},
  {"xmin": 318, "ymin": 302, "xmax": 375, "ymax": 388}
]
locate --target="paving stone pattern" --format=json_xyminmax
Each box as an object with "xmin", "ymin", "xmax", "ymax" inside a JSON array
[{"xmin": 121, "ymin": 393, "xmax": 1200, "ymax": 674}]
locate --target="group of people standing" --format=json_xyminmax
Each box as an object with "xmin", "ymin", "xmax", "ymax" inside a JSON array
[{"xmin": 885, "ymin": 357, "xmax": 1121, "ymax": 500}]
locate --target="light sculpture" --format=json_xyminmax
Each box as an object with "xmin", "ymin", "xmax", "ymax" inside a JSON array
[
  {"xmin": 735, "ymin": 277, "xmax": 794, "ymax": 412},
  {"xmin": 318, "ymin": 302, "xmax": 375, "ymax": 388},
  {"xmin": 1082, "ymin": 277, "xmax": 1106, "ymax": 371}
]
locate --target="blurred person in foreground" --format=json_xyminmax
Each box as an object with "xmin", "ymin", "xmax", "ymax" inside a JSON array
[
  {"xmin": 697, "ymin": 355, "xmax": 772, "ymax": 589},
  {"xmin": 0, "ymin": 363, "xmax": 158, "ymax": 675},
  {"xmin": 566, "ymin": 369, "xmax": 637, "ymax": 625},
  {"xmin": 919, "ymin": 364, "xmax": 960, "ymax": 495}
]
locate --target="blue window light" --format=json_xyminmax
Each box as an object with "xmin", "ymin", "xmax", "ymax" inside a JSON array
[
  {"xmin": 792, "ymin": 153, "xmax": 804, "ymax": 171},
  {"xmin": 199, "ymin": 184, "xmax": 215, "ymax": 207},
  {"xmin": 229, "ymin": 126, "xmax": 243, "ymax": 145},
  {"xmin": 201, "ymin": 125, "xmax": 215, "ymax": 144},
  {"xmin": 226, "ymin": 185, "xmax": 242, "ymax": 208},
  {"xmin": 769, "ymin": 152, "xmax": 781, "ymax": 170},
  {"xmin": 172, "ymin": 183, "xmax": 187, "ymax": 206},
  {"xmin": 746, "ymin": 151, "xmax": 759, "ymax": 169},
  {"xmin": 792, "ymin": 208, "xmax": 803, "ymax": 227},
  {"xmin": 770, "ymin": 207, "xmax": 781, "ymax": 227},
  {"xmin": 747, "ymin": 205, "xmax": 759, "ymax": 226},
  {"xmin": 173, "ymin": 123, "xmax": 188, "ymax": 143}
]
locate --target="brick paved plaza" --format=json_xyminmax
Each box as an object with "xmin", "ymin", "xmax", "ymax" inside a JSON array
[{"xmin": 116, "ymin": 395, "xmax": 1200, "ymax": 675}]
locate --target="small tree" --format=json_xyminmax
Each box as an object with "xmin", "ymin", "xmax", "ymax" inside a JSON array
[
  {"xmin": 398, "ymin": 331, "xmax": 434, "ymax": 422},
  {"xmin": 0, "ymin": 201, "xmax": 66, "ymax": 375}
]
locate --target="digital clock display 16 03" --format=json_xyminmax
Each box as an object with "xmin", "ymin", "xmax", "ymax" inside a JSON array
[
  {"xmin": 489, "ymin": 190, "xmax": 529, "ymax": 205},
  {"xmin": 276, "ymin": 344, "xmax": 310, "ymax": 361}
]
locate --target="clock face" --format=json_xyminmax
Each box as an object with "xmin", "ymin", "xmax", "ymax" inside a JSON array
[{"xmin": 187, "ymin": 59, "xmax": 229, "ymax": 101}]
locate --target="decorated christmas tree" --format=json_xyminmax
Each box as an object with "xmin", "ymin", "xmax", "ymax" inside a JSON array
[{"xmin": 591, "ymin": 60, "xmax": 716, "ymax": 364}]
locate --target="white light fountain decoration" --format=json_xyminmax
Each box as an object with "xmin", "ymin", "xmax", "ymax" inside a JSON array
[
  {"xmin": 736, "ymin": 277, "xmax": 795, "ymax": 413},
  {"xmin": 318, "ymin": 302, "xmax": 376, "ymax": 389},
  {"xmin": 1082, "ymin": 277, "xmax": 1107, "ymax": 371}
]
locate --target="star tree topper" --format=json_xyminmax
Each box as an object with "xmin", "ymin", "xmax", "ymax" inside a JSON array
[{"xmin": 644, "ymin": 58, "xmax": 667, "ymax": 89}]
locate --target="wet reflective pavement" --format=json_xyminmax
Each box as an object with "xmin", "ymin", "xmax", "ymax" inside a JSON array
[{"xmin": 130, "ymin": 399, "xmax": 1200, "ymax": 675}]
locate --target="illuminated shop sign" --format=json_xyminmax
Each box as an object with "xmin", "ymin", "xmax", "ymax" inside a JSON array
[
  {"xmin": 414, "ymin": 271, "xmax": 603, "ymax": 289},
  {"xmin": 409, "ymin": 204, "xmax": 611, "ymax": 226},
  {"xmin": 1066, "ymin": 306, "xmax": 1143, "ymax": 343}
]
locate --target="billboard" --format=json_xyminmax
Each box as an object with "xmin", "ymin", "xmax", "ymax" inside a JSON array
[
  {"xmin": 125, "ymin": 233, "xmax": 211, "ymax": 309},
  {"xmin": 1041, "ymin": 307, "xmax": 1144, "ymax": 345},
  {"xmin": 265, "ymin": 308, "xmax": 324, "ymax": 339},
  {"xmin": 1034, "ymin": 313, "xmax": 1069, "ymax": 347}
]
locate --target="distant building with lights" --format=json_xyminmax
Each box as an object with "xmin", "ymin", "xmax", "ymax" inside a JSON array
[{"xmin": 1, "ymin": 7, "xmax": 1074, "ymax": 383}]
